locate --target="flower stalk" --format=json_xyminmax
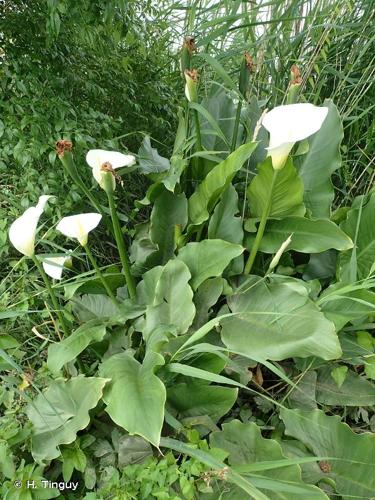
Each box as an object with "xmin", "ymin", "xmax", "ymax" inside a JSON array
[
  {"xmin": 106, "ymin": 189, "xmax": 136, "ymax": 299},
  {"xmin": 83, "ymin": 244, "xmax": 119, "ymax": 306},
  {"xmin": 56, "ymin": 141, "xmax": 114, "ymax": 235},
  {"xmin": 232, "ymin": 53, "xmax": 253, "ymax": 152},
  {"xmin": 244, "ymin": 169, "xmax": 279, "ymax": 274},
  {"xmin": 286, "ymin": 65, "xmax": 302, "ymax": 104},
  {"xmin": 32, "ymin": 255, "xmax": 69, "ymax": 337},
  {"xmin": 185, "ymin": 69, "xmax": 202, "ymax": 178}
]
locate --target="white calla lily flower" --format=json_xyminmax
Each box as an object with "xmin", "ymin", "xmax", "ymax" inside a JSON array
[
  {"xmin": 42, "ymin": 255, "xmax": 71, "ymax": 280},
  {"xmin": 9, "ymin": 195, "xmax": 53, "ymax": 257},
  {"xmin": 263, "ymin": 103, "xmax": 329, "ymax": 170},
  {"xmin": 86, "ymin": 149, "xmax": 136, "ymax": 191},
  {"xmin": 56, "ymin": 213, "xmax": 102, "ymax": 246}
]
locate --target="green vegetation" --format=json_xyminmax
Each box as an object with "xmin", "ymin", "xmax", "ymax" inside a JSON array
[{"xmin": 1, "ymin": 0, "xmax": 374, "ymax": 499}]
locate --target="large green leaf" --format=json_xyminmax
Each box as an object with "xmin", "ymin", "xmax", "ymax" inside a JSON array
[
  {"xmin": 318, "ymin": 283, "xmax": 375, "ymax": 329},
  {"xmin": 136, "ymin": 259, "xmax": 195, "ymax": 337},
  {"xmin": 208, "ymin": 184, "xmax": 244, "ymax": 274},
  {"xmin": 315, "ymin": 368, "xmax": 375, "ymax": 406},
  {"xmin": 200, "ymin": 85, "xmax": 238, "ymax": 153},
  {"xmin": 208, "ymin": 184, "xmax": 243, "ymax": 243},
  {"xmin": 209, "ymin": 420, "xmax": 327, "ymax": 499},
  {"xmin": 177, "ymin": 239, "xmax": 243, "ymax": 290},
  {"xmin": 296, "ymin": 100, "xmax": 343, "ymax": 218},
  {"xmin": 248, "ymin": 158, "xmax": 305, "ymax": 218},
  {"xmin": 292, "ymin": 368, "xmax": 375, "ymax": 407},
  {"xmin": 47, "ymin": 321, "xmax": 107, "ymax": 373},
  {"xmin": 27, "ymin": 376, "xmax": 107, "ymax": 462},
  {"xmin": 221, "ymin": 276, "xmax": 341, "ymax": 361},
  {"xmin": 137, "ymin": 135, "xmax": 170, "ymax": 174},
  {"xmin": 99, "ymin": 352, "xmax": 166, "ymax": 448},
  {"xmin": 245, "ymin": 217, "xmax": 353, "ymax": 254},
  {"xmin": 188, "ymin": 142, "xmax": 257, "ymax": 226},
  {"xmin": 150, "ymin": 189, "xmax": 188, "ymax": 264},
  {"xmin": 167, "ymin": 382, "xmax": 237, "ymax": 425},
  {"xmin": 192, "ymin": 277, "xmax": 225, "ymax": 329},
  {"xmin": 72, "ymin": 294, "xmax": 121, "ymax": 323},
  {"xmin": 339, "ymin": 193, "xmax": 375, "ymax": 280},
  {"xmin": 280, "ymin": 408, "xmax": 375, "ymax": 498}
]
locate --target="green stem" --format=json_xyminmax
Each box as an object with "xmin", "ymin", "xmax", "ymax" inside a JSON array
[
  {"xmin": 195, "ymin": 224, "xmax": 204, "ymax": 242},
  {"xmin": 106, "ymin": 191, "xmax": 136, "ymax": 299},
  {"xmin": 244, "ymin": 169, "xmax": 279, "ymax": 274},
  {"xmin": 231, "ymin": 100, "xmax": 243, "ymax": 152},
  {"xmin": 193, "ymin": 109, "xmax": 202, "ymax": 153},
  {"xmin": 32, "ymin": 255, "xmax": 69, "ymax": 337},
  {"xmin": 192, "ymin": 108, "xmax": 203, "ymax": 180},
  {"xmin": 83, "ymin": 244, "xmax": 119, "ymax": 305},
  {"xmin": 59, "ymin": 152, "xmax": 114, "ymax": 236}
]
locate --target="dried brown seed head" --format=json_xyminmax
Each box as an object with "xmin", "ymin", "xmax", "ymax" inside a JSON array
[
  {"xmin": 185, "ymin": 68, "xmax": 198, "ymax": 82},
  {"xmin": 245, "ymin": 52, "xmax": 254, "ymax": 72},
  {"xmin": 319, "ymin": 461, "xmax": 332, "ymax": 473},
  {"xmin": 101, "ymin": 162, "xmax": 122, "ymax": 185},
  {"xmin": 183, "ymin": 36, "xmax": 196, "ymax": 54},
  {"xmin": 55, "ymin": 139, "xmax": 73, "ymax": 157},
  {"xmin": 291, "ymin": 64, "xmax": 302, "ymax": 84}
]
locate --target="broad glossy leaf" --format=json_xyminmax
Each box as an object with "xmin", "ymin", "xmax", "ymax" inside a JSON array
[
  {"xmin": 162, "ymin": 155, "xmax": 187, "ymax": 192},
  {"xmin": 208, "ymin": 184, "xmax": 243, "ymax": 243},
  {"xmin": 47, "ymin": 322, "xmax": 107, "ymax": 373},
  {"xmin": 72, "ymin": 294, "xmax": 144, "ymax": 323},
  {"xmin": 177, "ymin": 239, "xmax": 243, "ymax": 290},
  {"xmin": 303, "ymin": 250, "xmax": 337, "ymax": 281},
  {"xmin": 296, "ymin": 100, "xmax": 343, "ymax": 218},
  {"xmin": 167, "ymin": 382, "xmax": 237, "ymax": 425},
  {"xmin": 209, "ymin": 420, "xmax": 327, "ymax": 499},
  {"xmin": 221, "ymin": 276, "xmax": 341, "ymax": 361},
  {"xmin": 117, "ymin": 435, "xmax": 153, "ymax": 467},
  {"xmin": 208, "ymin": 185, "xmax": 244, "ymax": 274},
  {"xmin": 246, "ymin": 217, "xmax": 353, "ymax": 254},
  {"xmin": 188, "ymin": 142, "xmax": 257, "ymax": 226},
  {"xmin": 27, "ymin": 376, "xmax": 107, "ymax": 462},
  {"xmin": 315, "ymin": 367, "xmax": 375, "ymax": 406},
  {"xmin": 319, "ymin": 284, "xmax": 375, "ymax": 329},
  {"xmin": 192, "ymin": 277, "xmax": 224, "ymax": 329},
  {"xmin": 339, "ymin": 193, "xmax": 375, "ymax": 280},
  {"xmin": 137, "ymin": 259, "xmax": 195, "ymax": 337},
  {"xmin": 137, "ymin": 135, "xmax": 170, "ymax": 174},
  {"xmin": 150, "ymin": 189, "xmax": 188, "ymax": 264},
  {"xmin": 72, "ymin": 294, "xmax": 120, "ymax": 322},
  {"xmin": 99, "ymin": 352, "xmax": 166, "ymax": 447},
  {"xmin": 200, "ymin": 85, "xmax": 239, "ymax": 153},
  {"xmin": 281, "ymin": 407, "xmax": 375, "ymax": 498},
  {"xmin": 248, "ymin": 158, "xmax": 305, "ymax": 218}
]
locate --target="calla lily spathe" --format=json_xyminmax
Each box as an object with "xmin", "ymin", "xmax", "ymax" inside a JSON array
[
  {"xmin": 263, "ymin": 103, "xmax": 329, "ymax": 170},
  {"xmin": 42, "ymin": 255, "xmax": 71, "ymax": 280},
  {"xmin": 86, "ymin": 149, "xmax": 135, "ymax": 191},
  {"xmin": 8, "ymin": 195, "xmax": 53, "ymax": 257},
  {"xmin": 56, "ymin": 213, "xmax": 102, "ymax": 246}
]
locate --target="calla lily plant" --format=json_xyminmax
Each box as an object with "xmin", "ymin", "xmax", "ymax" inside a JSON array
[
  {"xmin": 42, "ymin": 255, "xmax": 72, "ymax": 280},
  {"xmin": 8, "ymin": 195, "xmax": 69, "ymax": 336},
  {"xmin": 85, "ymin": 149, "xmax": 137, "ymax": 299},
  {"xmin": 244, "ymin": 102, "xmax": 329, "ymax": 274},
  {"xmin": 86, "ymin": 149, "xmax": 135, "ymax": 192},
  {"xmin": 9, "ymin": 195, "xmax": 53, "ymax": 257},
  {"xmin": 57, "ymin": 212, "xmax": 119, "ymax": 305},
  {"xmin": 56, "ymin": 213, "xmax": 102, "ymax": 246},
  {"xmin": 262, "ymin": 103, "xmax": 328, "ymax": 170}
]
